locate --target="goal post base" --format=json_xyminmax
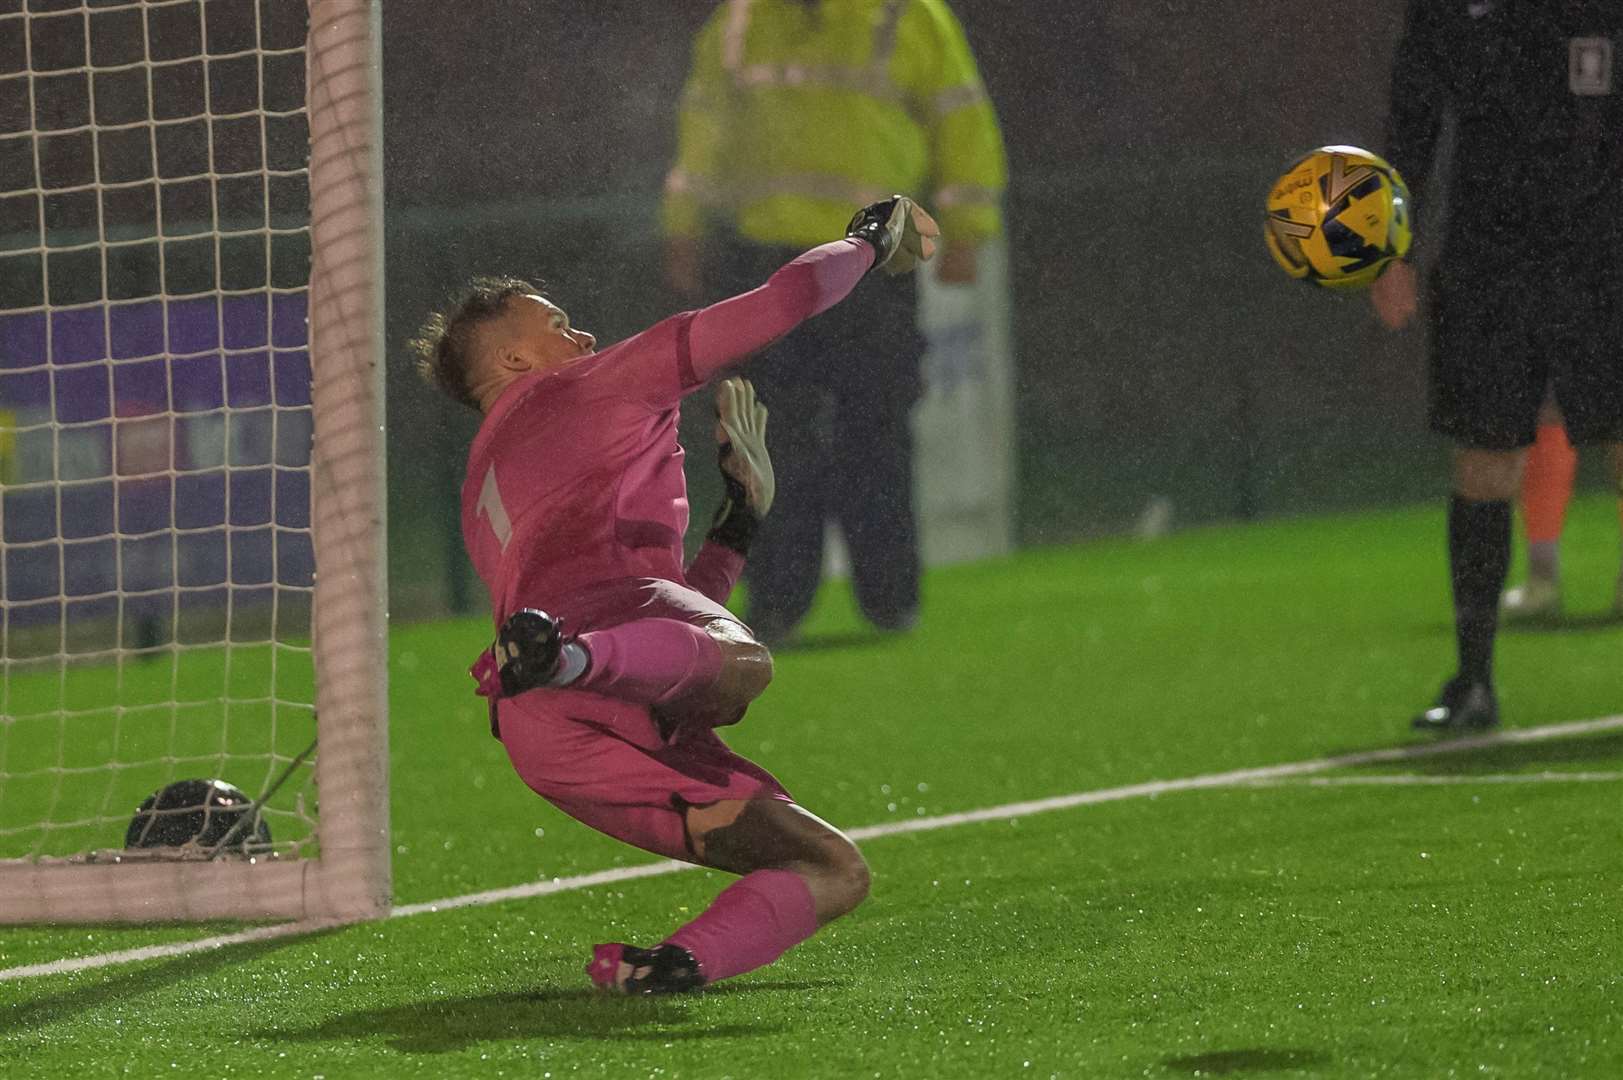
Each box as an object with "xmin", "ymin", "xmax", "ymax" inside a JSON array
[{"xmin": 0, "ymin": 859, "xmax": 388, "ymax": 924}]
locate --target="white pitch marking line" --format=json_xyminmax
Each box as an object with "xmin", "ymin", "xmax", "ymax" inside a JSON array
[
  {"xmin": 4, "ymin": 713, "xmax": 1621, "ymax": 983},
  {"xmin": 1244, "ymin": 769, "xmax": 1623, "ymax": 789},
  {"xmin": 0, "ymin": 919, "xmax": 350, "ymax": 983}
]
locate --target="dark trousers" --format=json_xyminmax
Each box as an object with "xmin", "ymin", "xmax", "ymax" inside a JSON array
[{"xmin": 708, "ymin": 240, "xmax": 926, "ymax": 633}]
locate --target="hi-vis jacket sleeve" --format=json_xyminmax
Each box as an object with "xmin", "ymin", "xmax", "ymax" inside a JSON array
[
  {"xmin": 901, "ymin": 0, "xmax": 1007, "ymax": 244},
  {"xmin": 661, "ymin": 12, "xmax": 730, "ymax": 239}
]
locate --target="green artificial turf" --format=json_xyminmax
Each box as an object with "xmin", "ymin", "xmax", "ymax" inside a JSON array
[{"xmin": 1, "ymin": 497, "xmax": 1619, "ymax": 1078}]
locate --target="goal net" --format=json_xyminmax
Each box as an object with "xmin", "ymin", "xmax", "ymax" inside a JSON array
[{"xmin": 0, "ymin": 0, "xmax": 386, "ymax": 922}]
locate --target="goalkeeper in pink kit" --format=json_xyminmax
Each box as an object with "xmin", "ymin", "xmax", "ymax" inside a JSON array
[{"xmin": 412, "ymin": 198, "xmax": 939, "ymax": 994}]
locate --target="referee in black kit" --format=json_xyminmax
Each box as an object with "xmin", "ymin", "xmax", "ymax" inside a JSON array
[{"xmin": 1369, "ymin": 1, "xmax": 1623, "ymax": 733}]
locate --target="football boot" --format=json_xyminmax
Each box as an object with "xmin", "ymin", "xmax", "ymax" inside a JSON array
[
  {"xmin": 1411, "ymin": 676, "xmax": 1499, "ymax": 734},
  {"xmin": 587, "ymin": 943, "xmax": 705, "ymax": 995},
  {"xmin": 1500, "ymin": 577, "xmax": 1561, "ymax": 623}
]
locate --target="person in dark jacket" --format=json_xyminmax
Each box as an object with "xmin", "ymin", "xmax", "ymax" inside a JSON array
[{"xmin": 1371, "ymin": 1, "xmax": 1623, "ymax": 732}]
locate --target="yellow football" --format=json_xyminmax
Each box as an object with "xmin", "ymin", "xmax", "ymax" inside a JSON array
[{"xmin": 1264, "ymin": 145, "xmax": 1412, "ymax": 289}]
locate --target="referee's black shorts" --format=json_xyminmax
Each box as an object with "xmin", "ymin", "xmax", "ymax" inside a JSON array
[{"xmin": 1427, "ymin": 265, "xmax": 1623, "ymax": 451}]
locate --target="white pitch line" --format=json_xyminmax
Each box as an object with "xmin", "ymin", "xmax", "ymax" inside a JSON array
[
  {"xmin": 1244, "ymin": 769, "xmax": 1623, "ymax": 789},
  {"xmin": 390, "ymin": 860, "xmax": 686, "ymax": 918},
  {"xmin": 846, "ymin": 714, "xmax": 1623, "ymax": 840},
  {"xmin": 4, "ymin": 713, "xmax": 1621, "ymax": 983},
  {"xmin": 0, "ymin": 919, "xmax": 349, "ymax": 983}
]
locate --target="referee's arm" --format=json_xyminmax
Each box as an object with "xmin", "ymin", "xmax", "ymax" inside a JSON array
[
  {"xmin": 1373, "ymin": 2, "xmax": 1449, "ymax": 330},
  {"xmin": 1383, "ymin": 1, "xmax": 1449, "ymax": 224}
]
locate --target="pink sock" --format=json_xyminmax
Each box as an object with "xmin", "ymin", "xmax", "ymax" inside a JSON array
[
  {"xmin": 665, "ymin": 869, "xmax": 819, "ymax": 983},
  {"xmin": 571, "ymin": 618, "xmax": 724, "ymax": 706}
]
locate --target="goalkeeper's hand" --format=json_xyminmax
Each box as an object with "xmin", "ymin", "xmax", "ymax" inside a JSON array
[
  {"xmin": 846, "ymin": 195, "xmax": 940, "ymax": 275},
  {"xmin": 707, "ymin": 377, "xmax": 773, "ymax": 555}
]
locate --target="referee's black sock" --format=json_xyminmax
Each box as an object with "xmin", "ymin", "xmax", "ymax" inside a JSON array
[{"xmin": 1448, "ymin": 494, "xmax": 1512, "ymax": 685}]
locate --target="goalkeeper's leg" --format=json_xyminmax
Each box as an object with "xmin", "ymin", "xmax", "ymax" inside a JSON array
[
  {"xmin": 497, "ymin": 694, "xmax": 864, "ymax": 995},
  {"xmin": 570, "ymin": 615, "xmax": 770, "ymax": 717},
  {"xmin": 591, "ymin": 796, "xmax": 868, "ymax": 994},
  {"xmin": 476, "ymin": 583, "xmax": 772, "ymax": 720}
]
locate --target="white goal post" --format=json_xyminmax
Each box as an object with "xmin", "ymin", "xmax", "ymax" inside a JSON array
[{"xmin": 0, "ymin": 0, "xmax": 387, "ymax": 922}]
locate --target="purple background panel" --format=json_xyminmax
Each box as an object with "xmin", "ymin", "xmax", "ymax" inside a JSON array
[
  {"xmin": 1, "ymin": 295, "xmax": 314, "ymax": 617},
  {"xmin": 46, "ymin": 308, "xmax": 108, "ymax": 366},
  {"xmin": 108, "ymin": 303, "xmax": 165, "ymax": 361}
]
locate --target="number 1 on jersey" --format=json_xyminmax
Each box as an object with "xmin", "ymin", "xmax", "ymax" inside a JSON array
[{"xmin": 477, "ymin": 464, "xmax": 513, "ymax": 551}]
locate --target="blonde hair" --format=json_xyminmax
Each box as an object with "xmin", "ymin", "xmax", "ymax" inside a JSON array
[{"xmin": 408, "ymin": 276, "xmax": 538, "ymax": 410}]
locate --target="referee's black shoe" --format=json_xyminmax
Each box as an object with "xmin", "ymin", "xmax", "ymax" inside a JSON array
[{"xmin": 1411, "ymin": 676, "xmax": 1499, "ymax": 734}]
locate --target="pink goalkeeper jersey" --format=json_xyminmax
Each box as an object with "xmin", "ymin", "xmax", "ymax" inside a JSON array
[{"xmin": 459, "ymin": 239, "xmax": 875, "ymax": 625}]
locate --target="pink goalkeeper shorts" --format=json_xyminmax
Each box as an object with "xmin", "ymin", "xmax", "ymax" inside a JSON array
[{"xmin": 496, "ymin": 686, "xmax": 791, "ymax": 863}]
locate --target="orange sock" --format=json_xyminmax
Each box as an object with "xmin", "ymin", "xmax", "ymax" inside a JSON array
[{"xmin": 1521, "ymin": 422, "xmax": 1577, "ymax": 546}]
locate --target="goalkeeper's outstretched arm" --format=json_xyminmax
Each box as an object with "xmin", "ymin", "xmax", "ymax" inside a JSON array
[
  {"xmin": 606, "ymin": 197, "xmax": 937, "ymax": 409},
  {"xmin": 680, "ymin": 197, "xmax": 939, "ymax": 390}
]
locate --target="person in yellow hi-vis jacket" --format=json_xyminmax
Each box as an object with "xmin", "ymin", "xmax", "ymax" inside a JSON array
[{"xmin": 662, "ymin": 0, "xmax": 1007, "ymax": 645}]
